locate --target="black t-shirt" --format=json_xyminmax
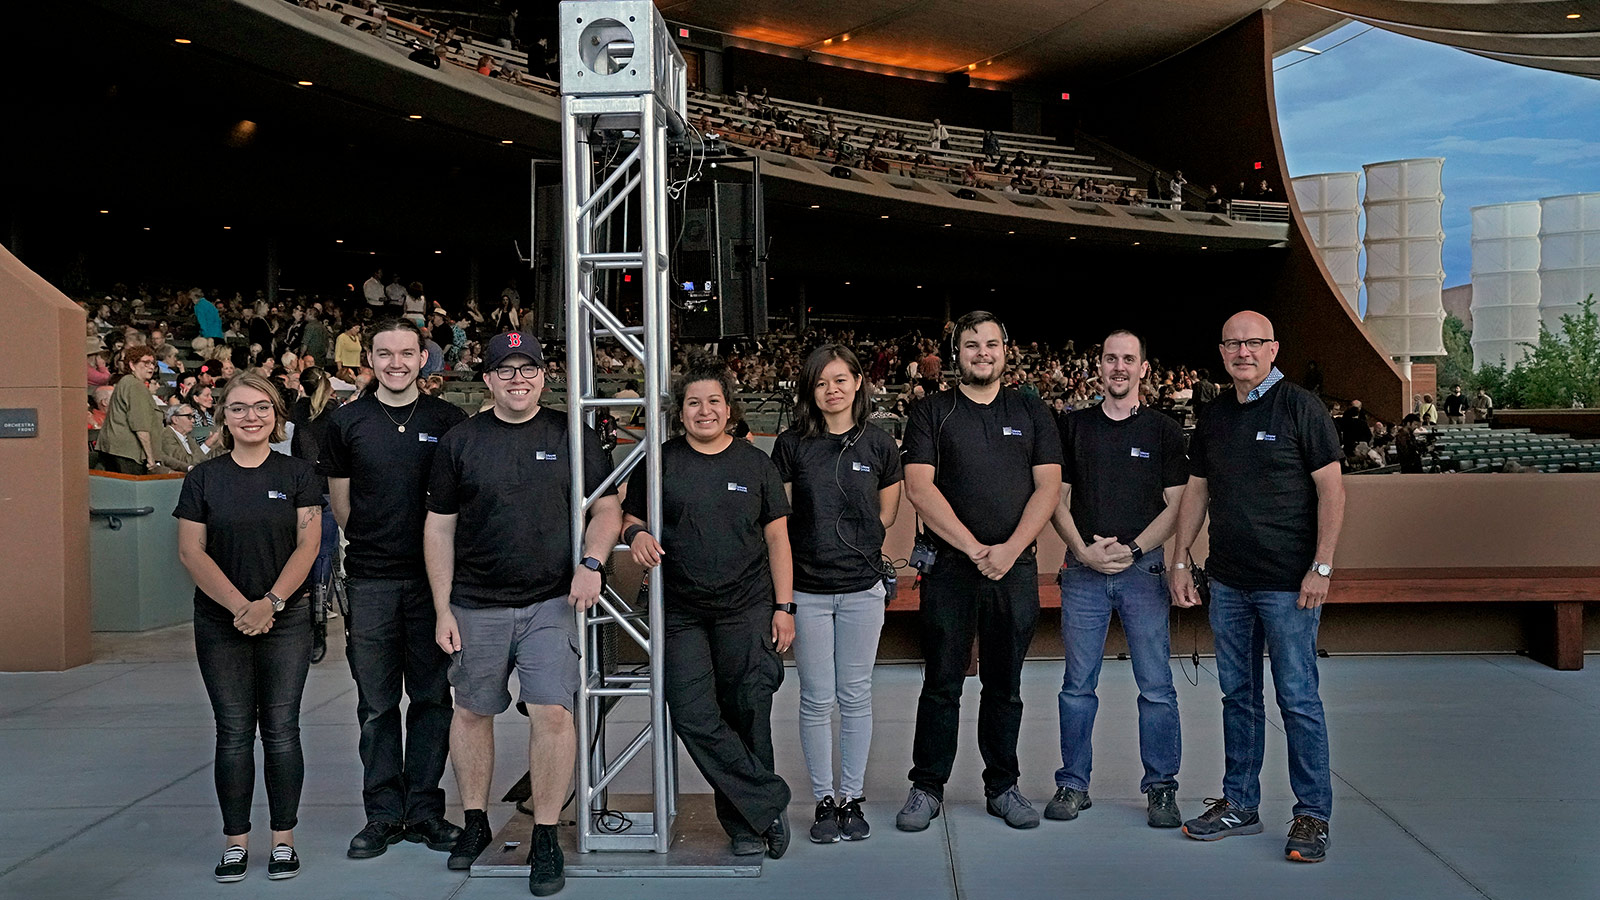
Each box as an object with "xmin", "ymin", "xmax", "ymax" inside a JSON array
[
  {"xmin": 426, "ymin": 410, "xmax": 615, "ymax": 608},
  {"xmin": 621, "ymin": 437, "xmax": 790, "ymax": 613},
  {"xmin": 900, "ymin": 387, "xmax": 1063, "ymax": 551},
  {"xmin": 319, "ymin": 393, "xmax": 467, "ymax": 579},
  {"xmin": 772, "ymin": 423, "xmax": 903, "ymax": 594},
  {"xmin": 1189, "ymin": 380, "xmax": 1342, "ymax": 591},
  {"xmin": 1058, "ymin": 405, "xmax": 1188, "ymax": 546},
  {"xmin": 1443, "ymin": 393, "xmax": 1468, "ymax": 417},
  {"xmin": 173, "ymin": 451, "xmax": 324, "ymax": 621}
]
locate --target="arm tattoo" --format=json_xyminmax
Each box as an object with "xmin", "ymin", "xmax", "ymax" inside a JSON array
[{"xmin": 299, "ymin": 509, "xmax": 316, "ymax": 531}]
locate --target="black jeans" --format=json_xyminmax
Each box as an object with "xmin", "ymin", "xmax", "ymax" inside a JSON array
[
  {"xmin": 194, "ymin": 599, "xmax": 313, "ymax": 835},
  {"xmin": 664, "ymin": 602, "xmax": 791, "ymax": 840},
  {"xmin": 908, "ymin": 552, "xmax": 1039, "ymax": 800},
  {"xmin": 345, "ymin": 576, "xmax": 453, "ymax": 824}
]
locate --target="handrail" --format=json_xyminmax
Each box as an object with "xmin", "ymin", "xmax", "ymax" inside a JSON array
[{"xmin": 90, "ymin": 506, "xmax": 155, "ymax": 531}]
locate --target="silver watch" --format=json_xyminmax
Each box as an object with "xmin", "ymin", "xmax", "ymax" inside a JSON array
[
  {"xmin": 266, "ymin": 591, "xmax": 286, "ymax": 612},
  {"xmin": 1309, "ymin": 562, "xmax": 1332, "ymax": 578}
]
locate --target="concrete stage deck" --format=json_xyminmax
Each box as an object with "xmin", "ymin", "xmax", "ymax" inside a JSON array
[{"xmin": 1, "ymin": 626, "xmax": 1595, "ymax": 900}]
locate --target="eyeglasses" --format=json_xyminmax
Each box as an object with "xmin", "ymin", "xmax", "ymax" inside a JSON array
[
  {"xmin": 1219, "ymin": 338, "xmax": 1275, "ymax": 353},
  {"xmin": 223, "ymin": 402, "xmax": 274, "ymax": 418},
  {"xmin": 171, "ymin": 412, "xmax": 195, "ymax": 419},
  {"xmin": 492, "ymin": 364, "xmax": 542, "ymax": 381}
]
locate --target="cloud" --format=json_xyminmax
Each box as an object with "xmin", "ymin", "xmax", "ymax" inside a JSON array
[{"xmin": 1431, "ymin": 135, "xmax": 1600, "ymax": 167}]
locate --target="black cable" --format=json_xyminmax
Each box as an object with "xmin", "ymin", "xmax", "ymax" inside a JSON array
[{"xmin": 831, "ymin": 421, "xmax": 895, "ymax": 580}]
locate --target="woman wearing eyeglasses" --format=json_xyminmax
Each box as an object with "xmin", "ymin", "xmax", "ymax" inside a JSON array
[{"xmin": 174, "ymin": 371, "xmax": 324, "ymax": 883}]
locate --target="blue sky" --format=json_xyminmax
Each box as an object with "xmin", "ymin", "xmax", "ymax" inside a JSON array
[{"xmin": 1274, "ymin": 23, "xmax": 1600, "ymax": 291}]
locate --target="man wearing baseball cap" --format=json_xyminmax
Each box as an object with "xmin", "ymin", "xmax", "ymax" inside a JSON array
[{"xmin": 423, "ymin": 332, "xmax": 621, "ymax": 895}]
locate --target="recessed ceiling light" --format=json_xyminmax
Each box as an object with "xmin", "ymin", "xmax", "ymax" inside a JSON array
[
  {"xmin": 369, "ymin": 251, "xmax": 376, "ymax": 255},
  {"xmin": 297, "ymin": 80, "xmax": 313, "ymax": 86},
  {"xmin": 174, "ymin": 38, "xmax": 191, "ymax": 44},
  {"xmin": 1200, "ymin": 246, "xmax": 1208, "ymax": 250},
  {"xmin": 1007, "ymin": 230, "xmax": 1015, "ymax": 234},
  {"xmin": 967, "ymin": 64, "xmax": 977, "ymax": 71},
  {"xmin": 823, "ymin": 38, "xmax": 833, "ymax": 46},
  {"xmin": 222, "ymin": 226, "xmax": 231, "ymax": 230},
  {"xmin": 1133, "ymin": 241, "xmax": 1141, "ymax": 245},
  {"xmin": 809, "ymin": 204, "xmax": 820, "ymax": 209},
  {"xmin": 1568, "ymin": 13, "xmax": 1582, "ymax": 19},
  {"xmin": 844, "ymin": 281, "xmax": 851, "ymax": 285},
  {"xmin": 841, "ymin": 33, "xmax": 850, "ymax": 42},
  {"xmin": 434, "ymin": 250, "xmax": 443, "ymax": 254},
  {"xmin": 1068, "ymin": 236, "xmax": 1077, "ymax": 240},
  {"xmin": 942, "ymin": 223, "xmax": 951, "ymax": 227},
  {"xmin": 501, "ymin": 139, "xmax": 514, "ymax": 144},
  {"xmin": 98, "ymin": 209, "xmax": 109, "ymax": 214},
  {"xmin": 143, "ymin": 226, "xmax": 151, "ymax": 231},
  {"xmin": 917, "ymin": 285, "xmax": 923, "ymax": 289},
  {"xmin": 408, "ymin": 114, "xmax": 422, "ymax": 120},
  {"xmin": 880, "ymin": 214, "xmax": 889, "ymax": 219},
  {"xmin": 335, "ymin": 239, "xmax": 344, "ymax": 243}
]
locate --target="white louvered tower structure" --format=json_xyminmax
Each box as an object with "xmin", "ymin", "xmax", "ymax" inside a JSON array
[
  {"xmin": 1469, "ymin": 201, "xmax": 1542, "ymax": 368},
  {"xmin": 1537, "ymin": 192, "xmax": 1600, "ymax": 333},
  {"xmin": 1292, "ymin": 172, "xmax": 1362, "ymax": 315},
  {"xmin": 1362, "ymin": 158, "xmax": 1448, "ymax": 370}
]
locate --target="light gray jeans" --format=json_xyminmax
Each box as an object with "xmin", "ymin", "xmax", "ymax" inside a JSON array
[{"xmin": 792, "ymin": 582, "xmax": 887, "ymax": 801}]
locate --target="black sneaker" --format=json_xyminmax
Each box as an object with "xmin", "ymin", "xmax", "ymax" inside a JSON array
[
  {"xmin": 729, "ymin": 834, "xmax": 766, "ymax": 856},
  {"xmin": 527, "ymin": 824, "xmax": 565, "ymax": 896},
  {"xmin": 266, "ymin": 844, "xmax": 299, "ymax": 880},
  {"xmin": 1285, "ymin": 815, "xmax": 1329, "ymax": 863},
  {"xmin": 810, "ymin": 797, "xmax": 841, "ymax": 843},
  {"xmin": 348, "ymin": 820, "xmax": 406, "ymax": 859},
  {"xmin": 1182, "ymin": 797, "xmax": 1263, "ymax": 841},
  {"xmin": 214, "ymin": 845, "xmax": 247, "ymax": 883},
  {"xmin": 837, "ymin": 797, "xmax": 870, "ymax": 842},
  {"xmin": 764, "ymin": 810, "xmax": 791, "ymax": 860},
  {"xmin": 1044, "ymin": 786, "xmax": 1092, "ymax": 821},
  {"xmin": 448, "ymin": 812, "xmax": 493, "ymax": 871},
  {"xmin": 406, "ymin": 816, "xmax": 464, "ymax": 852},
  {"xmin": 1147, "ymin": 785, "xmax": 1182, "ymax": 828}
]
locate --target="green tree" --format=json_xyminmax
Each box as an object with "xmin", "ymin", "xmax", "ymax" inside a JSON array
[{"xmin": 1483, "ymin": 295, "xmax": 1600, "ymax": 409}]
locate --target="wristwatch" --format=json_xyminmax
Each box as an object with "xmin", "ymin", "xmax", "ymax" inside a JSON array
[
  {"xmin": 773, "ymin": 602, "xmax": 798, "ymax": 615},
  {"xmin": 266, "ymin": 591, "xmax": 286, "ymax": 612},
  {"xmin": 579, "ymin": 556, "xmax": 604, "ymax": 573},
  {"xmin": 1127, "ymin": 540, "xmax": 1144, "ymax": 562},
  {"xmin": 1309, "ymin": 561, "xmax": 1333, "ymax": 578}
]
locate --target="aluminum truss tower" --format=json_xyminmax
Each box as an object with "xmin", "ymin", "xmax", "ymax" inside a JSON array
[{"xmin": 559, "ymin": 0, "xmax": 687, "ymax": 856}]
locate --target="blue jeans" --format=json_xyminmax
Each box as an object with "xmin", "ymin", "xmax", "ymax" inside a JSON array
[
  {"xmin": 1208, "ymin": 578, "xmax": 1332, "ymax": 822},
  {"xmin": 1056, "ymin": 548, "xmax": 1180, "ymax": 793},
  {"xmin": 792, "ymin": 582, "xmax": 887, "ymax": 801}
]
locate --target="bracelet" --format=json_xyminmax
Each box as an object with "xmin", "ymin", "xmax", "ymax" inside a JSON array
[
  {"xmin": 623, "ymin": 524, "xmax": 647, "ymax": 545},
  {"xmin": 1172, "ymin": 561, "xmax": 1190, "ymax": 570}
]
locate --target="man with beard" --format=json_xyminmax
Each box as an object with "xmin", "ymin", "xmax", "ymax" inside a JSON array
[
  {"xmin": 1045, "ymin": 329, "xmax": 1188, "ymax": 828},
  {"xmin": 896, "ymin": 310, "xmax": 1062, "ymax": 832}
]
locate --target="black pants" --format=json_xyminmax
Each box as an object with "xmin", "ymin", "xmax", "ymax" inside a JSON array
[
  {"xmin": 664, "ymin": 602, "xmax": 791, "ymax": 840},
  {"xmin": 98, "ymin": 452, "xmax": 146, "ymax": 475},
  {"xmin": 908, "ymin": 553, "xmax": 1039, "ymax": 800},
  {"xmin": 194, "ymin": 599, "xmax": 313, "ymax": 835},
  {"xmin": 345, "ymin": 576, "xmax": 454, "ymax": 825}
]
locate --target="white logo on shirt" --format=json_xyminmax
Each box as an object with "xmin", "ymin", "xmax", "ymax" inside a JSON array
[
  {"xmin": 1001, "ymin": 426, "xmax": 1023, "ymax": 436},
  {"xmin": 1255, "ymin": 431, "xmax": 1277, "ymax": 442},
  {"xmin": 1130, "ymin": 447, "xmax": 1150, "ymax": 459},
  {"xmin": 267, "ymin": 490, "xmax": 288, "ymax": 500},
  {"xmin": 536, "ymin": 450, "xmax": 558, "ymax": 460},
  {"xmin": 727, "ymin": 482, "xmax": 748, "ymax": 493},
  {"xmin": 417, "ymin": 432, "xmax": 438, "ymax": 443},
  {"xmin": 851, "ymin": 461, "xmax": 872, "ymax": 472}
]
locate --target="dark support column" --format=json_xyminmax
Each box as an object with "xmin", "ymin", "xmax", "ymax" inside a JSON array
[
  {"xmin": 795, "ymin": 279, "xmax": 807, "ymax": 331},
  {"xmin": 265, "ymin": 235, "xmax": 279, "ymax": 305},
  {"xmin": 1548, "ymin": 602, "xmax": 1584, "ymax": 671},
  {"xmin": 468, "ymin": 251, "xmax": 480, "ymax": 305}
]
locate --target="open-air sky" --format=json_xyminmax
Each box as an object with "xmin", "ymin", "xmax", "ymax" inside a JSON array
[{"xmin": 1274, "ymin": 22, "xmax": 1600, "ymax": 295}]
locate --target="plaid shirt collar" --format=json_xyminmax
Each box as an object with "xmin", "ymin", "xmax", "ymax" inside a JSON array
[{"xmin": 1244, "ymin": 367, "xmax": 1285, "ymax": 403}]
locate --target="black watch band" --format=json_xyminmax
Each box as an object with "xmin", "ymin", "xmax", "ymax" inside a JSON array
[
  {"xmin": 623, "ymin": 524, "xmax": 647, "ymax": 545},
  {"xmin": 579, "ymin": 556, "xmax": 604, "ymax": 572},
  {"xmin": 1128, "ymin": 541, "xmax": 1144, "ymax": 562},
  {"xmin": 773, "ymin": 602, "xmax": 797, "ymax": 615}
]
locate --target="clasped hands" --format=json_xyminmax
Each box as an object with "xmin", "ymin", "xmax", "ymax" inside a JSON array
[{"xmin": 234, "ymin": 597, "xmax": 276, "ymax": 636}]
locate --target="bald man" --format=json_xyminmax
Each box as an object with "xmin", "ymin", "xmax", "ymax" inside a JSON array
[{"xmin": 1168, "ymin": 311, "xmax": 1345, "ymax": 863}]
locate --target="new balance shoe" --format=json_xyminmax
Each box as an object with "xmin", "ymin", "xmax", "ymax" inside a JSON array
[
  {"xmin": 985, "ymin": 786, "xmax": 1041, "ymax": 829},
  {"xmin": 1146, "ymin": 785, "xmax": 1182, "ymax": 828},
  {"xmin": 1044, "ymin": 787, "xmax": 1092, "ymax": 821},
  {"xmin": 895, "ymin": 787, "xmax": 941, "ymax": 832},
  {"xmin": 810, "ymin": 797, "xmax": 841, "ymax": 843},
  {"xmin": 838, "ymin": 797, "xmax": 871, "ymax": 841},
  {"xmin": 1285, "ymin": 815, "xmax": 1330, "ymax": 863},
  {"xmin": 266, "ymin": 844, "xmax": 299, "ymax": 880},
  {"xmin": 214, "ymin": 845, "xmax": 248, "ymax": 883},
  {"xmin": 348, "ymin": 820, "xmax": 405, "ymax": 859},
  {"xmin": 405, "ymin": 816, "xmax": 464, "ymax": 852},
  {"xmin": 1182, "ymin": 797, "xmax": 1263, "ymax": 841},
  {"xmin": 527, "ymin": 823, "xmax": 565, "ymax": 896},
  {"xmin": 448, "ymin": 811, "xmax": 493, "ymax": 871}
]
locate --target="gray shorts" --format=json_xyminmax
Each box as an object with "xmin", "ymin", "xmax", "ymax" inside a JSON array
[{"xmin": 448, "ymin": 599, "xmax": 579, "ymax": 715}]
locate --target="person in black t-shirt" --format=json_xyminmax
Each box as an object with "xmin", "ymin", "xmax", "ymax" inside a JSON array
[
  {"xmin": 174, "ymin": 371, "xmax": 324, "ymax": 883},
  {"xmin": 1443, "ymin": 385, "xmax": 1468, "ymax": 425},
  {"xmin": 623, "ymin": 360, "xmax": 796, "ymax": 860},
  {"xmin": 1170, "ymin": 311, "xmax": 1345, "ymax": 863},
  {"xmin": 772, "ymin": 344, "xmax": 903, "ymax": 844},
  {"xmin": 896, "ymin": 311, "xmax": 1062, "ymax": 833},
  {"xmin": 1045, "ymin": 330, "xmax": 1189, "ymax": 828},
  {"xmin": 319, "ymin": 321, "xmax": 468, "ymax": 860},
  {"xmin": 424, "ymin": 332, "xmax": 620, "ymax": 892}
]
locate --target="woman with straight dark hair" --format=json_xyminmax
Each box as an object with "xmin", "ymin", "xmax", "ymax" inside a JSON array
[
  {"xmin": 622, "ymin": 359, "xmax": 796, "ymax": 859},
  {"xmin": 174, "ymin": 371, "xmax": 324, "ymax": 882},
  {"xmin": 772, "ymin": 344, "xmax": 902, "ymax": 843}
]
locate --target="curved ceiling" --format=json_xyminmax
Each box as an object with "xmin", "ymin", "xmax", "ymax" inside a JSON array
[{"xmin": 658, "ymin": 0, "xmax": 1600, "ymax": 85}]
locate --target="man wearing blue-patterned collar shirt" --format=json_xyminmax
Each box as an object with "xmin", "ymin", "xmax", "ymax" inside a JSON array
[{"xmin": 1169, "ymin": 311, "xmax": 1345, "ymax": 864}]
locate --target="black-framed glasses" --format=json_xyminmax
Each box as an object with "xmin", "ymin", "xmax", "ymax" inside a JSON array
[
  {"xmin": 171, "ymin": 412, "xmax": 195, "ymax": 419},
  {"xmin": 224, "ymin": 402, "xmax": 274, "ymax": 418},
  {"xmin": 1219, "ymin": 338, "xmax": 1275, "ymax": 353},
  {"xmin": 492, "ymin": 364, "xmax": 542, "ymax": 380}
]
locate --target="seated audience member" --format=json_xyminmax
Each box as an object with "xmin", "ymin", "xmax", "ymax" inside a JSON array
[
  {"xmin": 88, "ymin": 342, "xmax": 112, "ymax": 387},
  {"xmin": 160, "ymin": 403, "xmax": 223, "ymax": 472},
  {"xmin": 89, "ymin": 386, "xmax": 113, "ymax": 431}
]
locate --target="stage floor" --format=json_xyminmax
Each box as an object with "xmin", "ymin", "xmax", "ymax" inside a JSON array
[{"xmin": 1, "ymin": 625, "xmax": 1595, "ymax": 899}]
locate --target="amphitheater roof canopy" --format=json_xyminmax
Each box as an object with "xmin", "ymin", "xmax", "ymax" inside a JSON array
[{"xmin": 660, "ymin": 0, "xmax": 1599, "ymax": 84}]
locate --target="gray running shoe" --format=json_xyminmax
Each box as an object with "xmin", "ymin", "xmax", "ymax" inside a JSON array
[
  {"xmin": 1285, "ymin": 815, "xmax": 1329, "ymax": 863},
  {"xmin": 1182, "ymin": 797, "xmax": 1263, "ymax": 840},
  {"xmin": 1044, "ymin": 786, "xmax": 1092, "ymax": 821},
  {"xmin": 985, "ymin": 786, "xmax": 1041, "ymax": 829},
  {"xmin": 1147, "ymin": 785, "xmax": 1182, "ymax": 828},
  {"xmin": 895, "ymin": 787, "xmax": 941, "ymax": 832}
]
